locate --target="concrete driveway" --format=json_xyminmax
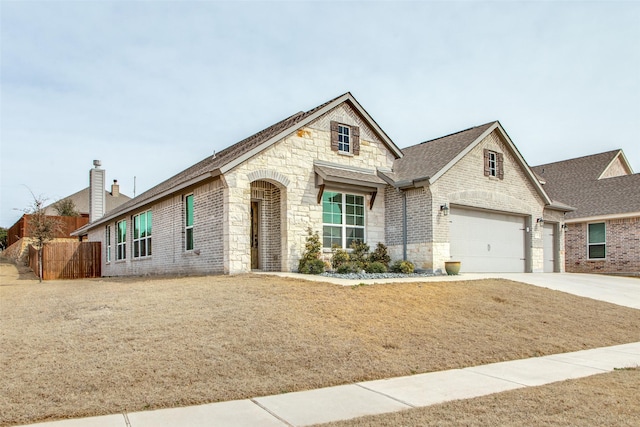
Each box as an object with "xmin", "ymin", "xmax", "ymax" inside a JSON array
[{"xmin": 484, "ymin": 273, "xmax": 640, "ymax": 310}]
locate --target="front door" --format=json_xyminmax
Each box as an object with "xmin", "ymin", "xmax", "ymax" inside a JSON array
[{"xmin": 251, "ymin": 201, "xmax": 260, "ymax": 269}]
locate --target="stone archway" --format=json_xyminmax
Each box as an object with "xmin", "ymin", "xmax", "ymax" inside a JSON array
[{"xmin": 250, "ymin": 180, "xmax": 283, "ymax": 271}]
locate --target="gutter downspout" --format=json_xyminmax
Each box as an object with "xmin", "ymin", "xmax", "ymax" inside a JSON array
[{"xmin": 402, "ymin": 190, "xmax": 407, "ymax": 261}]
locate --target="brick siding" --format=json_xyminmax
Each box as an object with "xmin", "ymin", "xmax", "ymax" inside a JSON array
[{"xmin": 565, "ymin": 217, "xmax": 640, "ymax": 274}]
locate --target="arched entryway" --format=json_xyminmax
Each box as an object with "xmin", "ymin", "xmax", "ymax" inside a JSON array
[{"xmin": 250, "ymin": 180, "xmax": 283, "ymax": 271}]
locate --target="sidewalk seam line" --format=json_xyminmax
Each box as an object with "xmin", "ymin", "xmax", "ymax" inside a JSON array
[
  {"xmin": 122, "ymin": 411, "xmax": 131, "ymax": 427},
  {"xmin": 250, "ymin": 398, "xmax": 294, "ymax": 427},
  {"xmin": 355, "ymin": 383, "xmax": 417, "ymax": 408}
]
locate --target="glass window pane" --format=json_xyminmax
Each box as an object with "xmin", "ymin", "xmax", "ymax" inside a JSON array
[
  {"xmin": 134, "ymin": 241, "xmax": 140, "ymax": 258},
  {"xmin": 589, "ymin": 244, "xmax": 605, "ymax": 259},
  {"xmin": 147, "ymin": 212, "xmax": 152, "ymax": 236},
  {"xmin": 134, "ymin": 215, "xmax": 140, "ymax": 239},
  {"xmin": 588, "ymin": 223, "xmax": 605, "ymax": 243},
  {"xmin": 140, "ymin": 239, "xmax": 146, "ymax": 257},
  {"xmin": 147, "ymin": 238, "xmax": 152, "ymax": 256},
  {"xmin": 186, "ymin": 195, "xmax": 194, "ymax": 226},
  {"xmin": 186, "ymin": 228, "xmax": 194, "ymax": 251},
  {"xmin": 346, "ymin": 227, "xmax": 364, "ymax": 247}
]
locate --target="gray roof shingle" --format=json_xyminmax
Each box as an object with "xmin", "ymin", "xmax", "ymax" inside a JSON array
[
  {"xmin": 100, "ymin": 94, "xmax": 345, "ymax": 221},
  {"xmin": 532, "ymin": 150, "xmax": 640, "ymax": 219},
  {"xmin": 393, "ymin": 122, "xmax": 496, "ymax": 184}
]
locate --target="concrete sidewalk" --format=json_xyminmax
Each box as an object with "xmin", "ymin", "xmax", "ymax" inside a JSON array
[{"xmin": 22, "ymin": 342, "xmax": 640, "ymax": 427}]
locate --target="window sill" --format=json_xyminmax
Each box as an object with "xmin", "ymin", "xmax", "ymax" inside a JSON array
[
  {"xmin": 338, "ymin": 151, "xmax": 354, "ymax": 157},
  {"xmin": 132, "ymin": 256, "xmax": 152, "ymax": 261}
]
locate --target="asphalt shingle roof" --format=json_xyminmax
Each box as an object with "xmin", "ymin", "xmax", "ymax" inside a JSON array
[
  {"xmin": 393, "ymin": 122, "xmax": 496, "ymax": 183},
  {"xmin": 532, "ymin": 150, "xmax": 640, "ymax": 219},
  {"xmin": 102, "ymin": 94, "xmax": 344, "ymax": 221}
]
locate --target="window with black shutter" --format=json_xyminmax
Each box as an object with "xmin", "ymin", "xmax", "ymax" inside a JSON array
[{"xmin": 330, "ymin": 121, "xmax": 360, "ymax": 155}]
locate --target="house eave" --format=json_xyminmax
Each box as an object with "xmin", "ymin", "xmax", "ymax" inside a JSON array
[
  {"xmin": 72, "ymin": 171, "xmax": 220, "ymax": 235},
  {"xmin": 565, "ymin": 211, "xmax": 640, "ymax": 224}
]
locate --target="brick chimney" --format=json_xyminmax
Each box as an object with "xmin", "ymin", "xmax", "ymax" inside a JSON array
[
  {"xmin": 89, "ymin": 160, "xmax": 106, "ymax": 222},
  {"xmin": 111, "ymin": 179, "xmax": 120, "ymax": 197}
]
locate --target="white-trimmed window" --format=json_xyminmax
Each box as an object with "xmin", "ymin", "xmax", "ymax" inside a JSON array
[
  {"xmin": 330, "ymin": 121, "xmax": 360, "ymax": 155},
  {"xmin": 588, "ymin": 222, "xmax": 606, "ymax": 259},
  {"xmin": 185, "ymin": 194, "xmax": 194, "ymax": 251},
  {"xmin": 322, "ymin": 191, "xmax": 365, "ymax": 248},
  {"xmin": 338, "ymin": 125, "xmax": 350, "ymax": 153},
  {"xmin": 133, "ymin": 211, "xmax": 152, "ymax": 258},
  {"xmin": 484, "ymin": 149, "xmax": 504, "ymax": 179},
  {"xmin": 105, "ymin": 225, "xmax": 111, "ymax": 263},
  {"xmin": 116, "ymin": 220, "xmax": 126, "ymax": 261},
  {"xmin": 488, "ymin": 151, "xmax": 497, "ymax": 176}
]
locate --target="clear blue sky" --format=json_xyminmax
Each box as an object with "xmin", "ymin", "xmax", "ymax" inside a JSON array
[{"xmin": 2, "ymin": 0, "xmax": 639, "ymax": 227}]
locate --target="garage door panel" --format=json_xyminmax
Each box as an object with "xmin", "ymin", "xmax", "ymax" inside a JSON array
[{"xmin": 450, "ymin": 208, "xmax": 525, "ymax": 273}]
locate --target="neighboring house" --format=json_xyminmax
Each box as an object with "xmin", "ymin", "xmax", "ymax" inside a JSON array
[
  {"xmin": 533, "ymin": 150, "xmax": 640, "ymax": 275},
  {"xmin": 75, "ymin": 92, "xmax": 570, "ymax": 276},
  {"xmin": 43, "ymin": 180, "xmax": 130, "ymax": 219},
  {"xmin": 4, "ymin": 168, "xmax": 130, "ymax": 260}
]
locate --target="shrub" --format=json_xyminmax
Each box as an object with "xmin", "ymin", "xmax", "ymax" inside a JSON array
[
  {"xmin": 331, "ymin": 245, "xmax": 350, "ymax": 270},
  {"xmin": 349, "ymin": 240, "xmax": 370, "ymax": 270},
  {"xmin": 390, "ymin": 260, "xmax": 415, "ymax": 274},
  {"xmin": 369, "ymin": 242, "xmax": 391, "ymax": 267},
  {"xmin": 365, "ymin": 261, "xmax": 387, "ymax": 273},
  {"xmin": 298, "ymin": 228, "xmax": 324, "ymax": 275},
  {"xmin": 337, "ymin": 262, "xmax": 359, "ymax": 274},
  {"xmin": 299, "ymin": 258, "xmax": 325, "ymax": 275}
]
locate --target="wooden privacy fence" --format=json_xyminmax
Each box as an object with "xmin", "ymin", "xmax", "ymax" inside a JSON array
[{"xmin": 29, "ymin": 242, "xmax": 101, "ymax": 280}]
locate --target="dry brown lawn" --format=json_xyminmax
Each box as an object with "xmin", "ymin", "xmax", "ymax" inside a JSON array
[
  {"xmin": 316, "ymin": 368, "xmax": 640, "ymax": 427},
  {"xmin": 1, "ymin": 259, "xmax": 639, "ymax": 426}
]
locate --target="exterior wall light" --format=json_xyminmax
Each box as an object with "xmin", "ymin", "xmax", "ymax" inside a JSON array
[
  {"xmin": 536, "ymin": 217, "xmax": 544, "ymax": 223},
  {"xmin": 561, "ymin": 224, "xmax": 568, "ymax": 230},
  {"xmin": 440, "ymin": 204, "xmax": 449, "ymax": 216}
]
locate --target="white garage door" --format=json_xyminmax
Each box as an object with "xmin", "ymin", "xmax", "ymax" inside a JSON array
[{"xmin": 449, "ymin": 207, "xmax": 526, "ymax": 273}]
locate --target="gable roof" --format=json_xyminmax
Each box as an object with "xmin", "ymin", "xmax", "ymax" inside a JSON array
[
  {"xmin": 532, "ymin": 149, "xmax": 640, "ymax": 220},
  {"xmin": 390, "ymin": 122, "xmax": 496, "ymax": 185},
  {"xmin": 388, "ymin": 121, "xmax": 553, "ymax": 206},
  {"xmin": 77, "ymin": 92, "xmax": 402, "ymax": 232}
]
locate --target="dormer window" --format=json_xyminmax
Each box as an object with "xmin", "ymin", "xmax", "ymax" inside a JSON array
[
  {"xmin": 331, "ymin": 121, "xmax": 360, "ymax": 156},
  {"xmin": 338, "ymin": 124, "xmax": 350, "ymax": 153},
  {"xmin": 484, "ymin": 149, "xmax": 504, "ymax": 179}
]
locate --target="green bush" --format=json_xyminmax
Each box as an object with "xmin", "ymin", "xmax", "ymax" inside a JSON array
[
  {"xmin": 349, "ymin": 240, "xmax": 370, "ymax": 270},
  {"xmin": 298, "ymin": 228, "xmax": 324, "ymax": 275},
  {"xmin": 365, "ymin": 261, "xmax": 387, "ymax": 273},
  {"xmin": 299, "ymin": 258, "xmax": 326, "ymax": 275},
  {"xmin": 331, "ymin": 245, "xmax": 350, "ymax": 270},
  {"xmin": 336, "ymin": 262, "xmax": 360, "ymax": 274},
  {"xmin": 369, "ymin": 242, "xmax": 391, "ymax": 267},
  {"xmin": 390, "ymin": 260, "xmax": 415, "ymax": 274}
]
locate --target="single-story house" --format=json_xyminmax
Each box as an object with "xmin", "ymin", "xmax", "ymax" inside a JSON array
[
  {"xmin": 533, "ymin": 150, "xmax": 640, "ymax": 275},
  {"xmin": 75, "ymin": 92, "xmax": 570, "ymax": 275}
]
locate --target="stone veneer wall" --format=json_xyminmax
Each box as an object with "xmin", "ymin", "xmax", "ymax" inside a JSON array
[
  {"xmin": 222, "ymin": 103, "xmax": 396, "ymax": 274},
  {"xmin": 565, "ymin": 217, "xmax": 640, "ymax": 274},
  {"xmin": 96, "ymin": 179, "xmax": 225, "ymax": 277}
]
